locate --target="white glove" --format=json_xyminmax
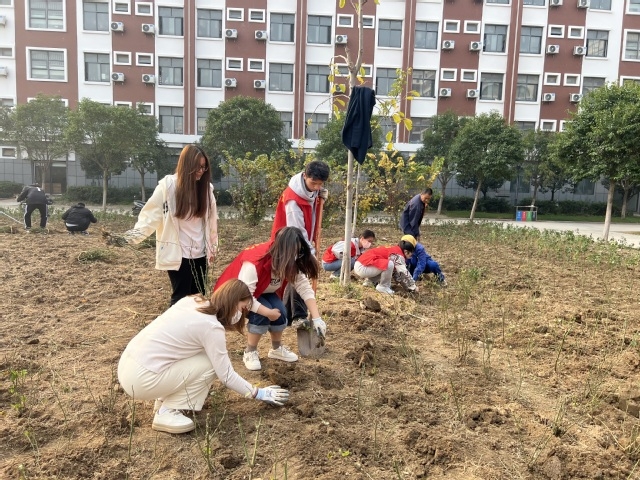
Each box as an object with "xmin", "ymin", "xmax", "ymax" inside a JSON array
[
  {"xmin": 318, "ymin": 188, "xmax": 329, "ymax": 201},
  {"xmin": 255, "ymin": 385, "xmax": 289, "ymax": 406},
  {"xmin": 311, "ymin": 317, "xmax": 327, "ymax": 339}
]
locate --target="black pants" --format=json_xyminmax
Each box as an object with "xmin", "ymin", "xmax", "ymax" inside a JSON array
[
  {"xmin": 66, "ymin": 223, "xmax": 90, "ymax": 233},
  {"xmin": 24, "ymin": 204, "xmax": 47, "ymax": 228},
  {"xmin": 284, "ymin": 284, "xmax": 308, "ymax": 325},
  {"xmin": 167, "ymin": 256, "xmax": 208, "ymax": 306}
]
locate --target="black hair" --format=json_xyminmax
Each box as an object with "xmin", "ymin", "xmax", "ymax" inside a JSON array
[
  {"xmin": 399, "ymin": 240, "xmax": 415, "ymax": 253},
  {"xmin": 361, "ymin": 229, "xmax": 376, "ymax": 239},
  {"xmin": 77, "ymin": 202, "xmax": 85, "ymax": 207},
  {"xmin": 305, "ymin": 161, "xmax": 330, "ymax": 181},
  {"xmin": 422, "ymin": 188, "xmax": 433, "ymax": 195}
]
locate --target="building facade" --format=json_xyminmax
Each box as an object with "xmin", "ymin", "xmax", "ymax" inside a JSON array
[{"xmin": 0, "ymin": 0, "xmax": 639, "ymax": 208}]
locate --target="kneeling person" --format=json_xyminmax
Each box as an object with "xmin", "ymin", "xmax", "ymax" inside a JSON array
[
  {"xmin": 401, "ymin": 235, "xmax": 447, "ymax": 286},
  {"xmin": 354, "ymin": 238, "xmax": 417, "ymax": 295},
  {"xmin": 322, "ymin": 229, "xmax": 376, "ymax": 280},
  {"xmin": 62, "ymin": 202, "xmax": 97, "ymax": 235}
]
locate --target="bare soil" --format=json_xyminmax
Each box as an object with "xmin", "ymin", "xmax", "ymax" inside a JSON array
[{"xmin": 1, "ymin": 213, "xmax": 640, "ymax": 480}]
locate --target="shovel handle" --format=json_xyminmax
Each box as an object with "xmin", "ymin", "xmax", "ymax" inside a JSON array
[{"xmin": 311, "ymin": 197, "xmax": 324, "ymax": 293}]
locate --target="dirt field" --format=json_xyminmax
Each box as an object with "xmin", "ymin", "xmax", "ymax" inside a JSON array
[{"xmin": 1, "ymin": 211, "xmax": 640, "ymax": 480}]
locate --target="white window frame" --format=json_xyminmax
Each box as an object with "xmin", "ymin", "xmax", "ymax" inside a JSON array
[
  {"xmin": 559, "ymin": 120, "xmax": 568, "ymax": 132},
  {"xmin": 27, "ymin": 97, "xmax": 68, "ymax": 106},
  {"xmin": 540, "ymin": 119, "xmax": 557, "ymax": 131},
  {"xmin": 361, "ymin": 65, "xmax": 372, "ymax": 77},
  {"xmin": 226, "ymin": 57, "xmax": 243, "ymax": 71},
  {"xmin": 568, "ymin": 26, "xmax": 584, "ymax": 39},
  {"xmin": 461, "ymin": 69, "xmax": 477, "ymax": 82},
  {"xmin": 227, "ymin": 8, "xmax": 244, "ymax": 22},
  {"xmin": 114, "ymin": 101, "xmax": 132, "ymax": 108},
  {"xmin": 544, "ymin": 72, "xmax": 561, "ymax": 85},
  {"xmin": 627, "ymin": 0, "xmax": 640, "ymax": 14},
  {"xmin": 0, "ymin": 46, "xmax": 13, "ymax": 58},
  {"xmin": 440, "ymin": 68, "xmax": 457, "ymax": 81},
  {"xmin": 464, "ymin": 21, "xmax": 480, "ymax": 34},
  {"xmin": 443, "ymin": 20, "xmax": 460, "ymax": 34},
  {"xmin": 135, "ymin": 2, "xmax": 153, "ymax": 16},
  {"xmin": 113, "ymin": 1, "xmax": 130, "ymax": 15},
  {"xmin": 564, "ymin": 73, "xmax": 580, "ymax": 87},
  {"xmin": 1, "ymin": 146, "xmax": 17, "ymax": 158},
  {"xmin": 623, "ymin": 29, "xmax": 640, "ymax": 62},
  {"xmin": 548, "ymin": 25, "xmax": 565, "ymax": 38},
  {"xmin": 248, "ymin": 9, "xmax": 265, "ymax": 22},
  {"xmin": 137, "ymin": 102, "xmax": 154, "ymax": 115},
  {"xmin": 0, "ymin": 0, "xmax": 13, "ymax": 6},
  {"xmin": 620, "ymin": 76, "xmax": 640, "ymax": 85},
  {"xmin": 248, "ymin": 58, "xmax": 265, "ymax": 72},
  {"xmin": 0, "ymin": 97, "xmax": 16, "ymax": 107},
  {"xmin": 26, "ymin": 47, "xmax": 68, "ymax": 82},
  {"xmin": 136, "ymin": 53, "xmax": 154, "ymax": 67},
  {"xmin": 113, "ymin": 51, "xmax": 132, "ymax": 66},
  {"xmin": 337, "ymin": 14, "xmax": 353, "ymax": 28},
  {"xmin": 362, "ymin": 15, "xmax": 375, "ymax": 29},
  {"xmin": 26, "ymin": 0, "xmax": 67, "ymax": 31}
]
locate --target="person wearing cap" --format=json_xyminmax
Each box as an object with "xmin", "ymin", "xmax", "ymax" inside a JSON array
[
  {"xmin": 321, "ymin": 229, "xmax": 376, "ymax": 280},
  {"xmin": 399, "ymin": 188, "xmax": 433, "ymax": 241},
  {"xmin": 353, "ymin": 238, "xmax": 418, "ymax": 295},
  {"xmin": 62, "ymin": 202, "xmax": 98, "ymax": 235},
  {"xmin": 16, "ymin": 183, "xmax": 49, "ymax": 230},
  {"xmin": 401, "ymin": 235, "xmax": 447, "ymax": 286}
]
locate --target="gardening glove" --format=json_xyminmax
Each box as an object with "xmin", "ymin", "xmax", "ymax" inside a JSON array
[
  {"xmin": 311, "ymin": 317, "xmax": 327, "ymax": 339},
  {"xmin": 318, "ymin": 188, "xmax": 329, "ymax": 201},
  {"xmin": 255, "ymin": 385, "xmax": 289, "ymax": 406}
]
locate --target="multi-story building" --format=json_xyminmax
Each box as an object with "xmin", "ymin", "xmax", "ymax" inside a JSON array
[{"xmin": 1, "ymin": 0, "xmax": 639, "ymax": 208}]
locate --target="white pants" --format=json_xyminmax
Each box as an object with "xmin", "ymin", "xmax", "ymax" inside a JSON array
[
  {"xmin": 118, "ymin": 351, "xmax": 215, "ymax": 411},
  {"xmin": 353, "ymin": 260, "xmax": 394, "ymax": 288}
]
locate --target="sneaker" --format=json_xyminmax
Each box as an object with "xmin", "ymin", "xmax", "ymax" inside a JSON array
[
  {"xmin": 80, "ymin": 231, "xmax": 89, "ymax": 236},
  {"xmin": 243, "ymin": 350, "xmax": 262, "ymax": 371},
  {"xmin": 439, "ymin": 279, "xmax": 448, "ymax": 288},
  {"xmin": 151, "ymin": 409, "xmax": 195, "ymax": 434},
  {"xmin": 268, "ymin": 345, "xmax": 298, "ymax": 363},
  {"xmin": 153, "ymin": 399, "xmax": 162, "ymax": 413},
  {"xmin": 362, "ymin": 279, "xmax": 375, "ymax": 287},
  {"xmin": 375, "ymin": 285, "xmax": 394, "ymax": 295},
  {"xmin": 329, "ymin": 272, "xmax": 340, "ymax": 281}
]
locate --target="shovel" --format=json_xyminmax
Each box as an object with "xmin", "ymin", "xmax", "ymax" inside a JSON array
[{"xmin": 297, "ymin": 197, "xmax": 326, "ymax": 357}]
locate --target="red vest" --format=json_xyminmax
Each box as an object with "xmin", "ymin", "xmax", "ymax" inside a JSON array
[
  {"xmin": 322, "ymin": 240, "xmax": 357, "ymax": 263},
  {"xmin": 356, "ymin": 245, "xmax": 403, "ymax": 271},
  {"xmin": 270, "ymin": 186, "xmax": 316, "ymax": 240}
]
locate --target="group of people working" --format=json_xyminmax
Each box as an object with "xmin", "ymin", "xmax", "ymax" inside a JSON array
[{"xmin": 115, "ymin": 144, "xmax": 445, "ymax": 434}]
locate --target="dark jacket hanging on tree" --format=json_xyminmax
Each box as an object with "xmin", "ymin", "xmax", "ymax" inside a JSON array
[{"xmin": 341, "ymin": 86, "xmax": 376, "ymax": 164}]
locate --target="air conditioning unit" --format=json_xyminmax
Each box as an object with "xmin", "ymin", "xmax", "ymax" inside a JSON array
[
  {"xmin": 442, "ymin": 40, "xmax": 455, "ymax": 50},
  {"xmin": 570, "ymin": 93, "xmax": 583, "ymax": 103},
  {"xmin": 0, "ymin": 15, "xmax": 7, "ymax": 26},
  {"xmin": 469, "ymin": 41, "xmax": 482, "ymax": 52},
  {"xmin": 336, "ymin": 34, "xmax": 348, "ymax": 44},
  {"xmin": 225, "ymin": 29, "xmax": 238, "ymax": 39},
  {"xmin": 111, "ymin": 72, "xmax": 125, "ymax": 82},
  {"xmin": 573, "ymin": 45, "xmax": 587, "ymax": 56},
  {"xmin": 550, "ymin": 0, "xmax": 562, "ymax": 5},
  {"xmin": 0, "ymin": 66, "xmax": 8, "ymax": 77},
  {"xmin": 142, "ymin": 24, "xmax": 155, "ymax": 34},
  {"xmin": 439, "ymin": 87, "xmax": 452, "ymax": 97},
  {"xmin": 577, "ymin": 0, "xmax": 589, "ymax": 8},
  {"xmin": 543, "ymin": 92, "xmax": 556, "ymax": 102},
  {"xmin": 254, "ymin": 79, "xmax": 266, "ymax": 89},
  {"xmin": 225, "ymin": 78, "xmax": 237, "ymax": 88},
  {"xmin": 111, "ymin": 22, "xmax": 124, "ymax": 32},
  {"xmin": 466, "ymin": 89, "xmax": 479, "ymax": 98},
  {"xmin": 255, "ymin": 30, "xmax": 268, "ymax": 40},
  {"xmin": 546, "ymin": 44, "xmax": 560, "ymax": 54},
  {"xmin": 142, "ymin": 74, "xmax": 156, "ymax": 84}
]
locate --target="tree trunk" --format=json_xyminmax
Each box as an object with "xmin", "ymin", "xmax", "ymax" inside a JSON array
[
  {"xmin": 550, "ymin": 189, "xmax": 556, "ymax": 201},
  {"xmin": 140, "ymin": 171, "xmax": 146, "ymax": 202},
  {"xmin": 340, "ymin": 151, "xmax": 356, "ymax": 285},
  {"xmin": 532, "ymin": 183, "xmax": 539, "ymax": 206},
  {"xmin": 621, "ymin": 187, "xmax": 629, "ymax": 219},
  {"xmin": 437, "ymin": 178, "xmax": 449, "ymax": 215},
  {"xmin": 102, "ymin": 172, "xmax": 109, "ymax": 212},
  {"xmin": 602, "ymin": 179, "xmax": 615, "ymax": 241},
  {"xmin": 470, "ymin": 180, "xmax": 482, "ymax": 221}
]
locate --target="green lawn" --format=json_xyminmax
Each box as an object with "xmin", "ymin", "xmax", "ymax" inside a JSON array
[{"xmin": 442, "ymin": 210, "xmax": 640, "ymax": 223}]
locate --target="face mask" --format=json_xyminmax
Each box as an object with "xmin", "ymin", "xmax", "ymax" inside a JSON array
[
  {"xmin": 361, "ymin": 239, "xmax": 372, "ymax": 249},
  {"xmin": 231, "ymin": 310, "xmax": 243, "ymax": 325}
]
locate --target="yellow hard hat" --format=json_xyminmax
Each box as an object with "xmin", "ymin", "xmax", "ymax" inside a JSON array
[{"xmin": 401, "ymin": 234, "xmax": 417, "ymax": 247}]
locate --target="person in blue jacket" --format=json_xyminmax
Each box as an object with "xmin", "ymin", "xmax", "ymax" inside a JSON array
[
  {"xmin": 399, "ymin": 188, "xmax": 432, "ymax": 241},
  {"xmin": 401, "ymin": 235, "xmax": 447, "ymax": 286}
]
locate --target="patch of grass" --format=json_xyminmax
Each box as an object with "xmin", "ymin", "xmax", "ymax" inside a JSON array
[{"xmin": 77, "ymin": 249, "xmax": 116, "ymax": 264}]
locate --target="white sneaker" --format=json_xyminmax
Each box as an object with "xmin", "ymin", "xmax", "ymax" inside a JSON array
[
  {"xmin": 362, "ymin": 279, "xmax": 375, "ymax": 287},
  {"xmin": 153, "ymin": 399, "xmax": 162, "ymax": 413},
  {"xmin": 243, "ymin": 350, "xmax": 262, "ymax": 371},
  {"xmin": 268, "ymin": 345, "xmax": 298, "ymax": 363},
  {"xmin": 329, "ymin": 272, "xmax": 340, "ymax": 281},
  {"xmin": 152, "ymin": 409, "xmax": 195, "ymax": 434},
  {"xmin": 376, "ymin": 285, "xmax": 394, "ymax": 295}
]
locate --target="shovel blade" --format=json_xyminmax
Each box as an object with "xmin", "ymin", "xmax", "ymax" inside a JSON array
[{"xmin": 297, "ymin": 327, "xmax": 325, "ymax": 357}]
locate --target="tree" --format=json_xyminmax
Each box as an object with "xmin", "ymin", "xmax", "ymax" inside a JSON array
[
  {"xmin": 601, "ymin": 175, "xmax": 640, "ymax": 218},
  {"xmin": 0, "ymin": 94, "xmax": 69, "ymax": 192},
  {"xmin": 414, "ymin": 111, "xmax": 466, "ymax": 214},
  {"xmin": 67, "ymin": 100, "xmax": 149, "ymax": 210},
  {"xmin": 315, "ymin": 115, "xmax": 383, "ymax": 165},
  {"xmin": 200, "ymin": 96, "xmax": 291, "ymax": 180},
  {"xmin": 556, "ymin": 81, "xmax": 640, "ymax": 240},
  {"xmin": 520, "ymin": 129, "xmax": 557, "ymax": 206},
  {"xmin": 451, "ymin": 112, "xmax": 523, "ymax": 220}
]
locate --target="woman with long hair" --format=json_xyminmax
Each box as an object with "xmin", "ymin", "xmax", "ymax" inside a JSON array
[
  {"xmin": 117, "ymin": 279, "xmax": 289, "ymax": 434},
  {"xmin": 214, "ymin": 227, "xmax": 327, "ymax": 371},
  {"xmin": 123, "ymin": 144, "xmax": 218, "ymax": 305}
]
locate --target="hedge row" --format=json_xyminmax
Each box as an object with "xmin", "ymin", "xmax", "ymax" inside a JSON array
[
  {"xmin": 439, "ymin": 196, "xmax": 620, "ymax": 216},
  {"xmin": 0, "ymin": 181, "xmax": 25, "ymax": 198},
  {"xmin": 63, "ymin": 185, "xmax": 235, "ymax": 206}
]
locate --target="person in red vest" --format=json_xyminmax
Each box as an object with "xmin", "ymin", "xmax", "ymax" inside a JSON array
[
  {"xmin": 270, "ymin": 160, "xmax": 330, "ymax": 324},
  {"xmin": 214, "ymin": 227, "xmax": 327, "ymax": 371},
  {"xmin": 353, "ymin": 238, "xmax": 418, "ymax": 295},
  {"xmin": 322, "ymin": 229, "xmax": 376, "ymax": 280}
]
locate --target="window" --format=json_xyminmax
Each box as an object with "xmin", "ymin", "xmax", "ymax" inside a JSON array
[
  {"xmin": 582, "ymin": 77, "xmax": 605, "ymax": 95},
  {"xmin": 412, "ymin": 70, "xmax": 436, "ymax": 97},
  {"xmin": 226, "ymin": 58, "xmax": 242, "ymax": 70},
  {"xmin": 376, "ymin": 68, "xmax": 397, "ymax": 95},
  {"xmin": 1, "ymin": 147, "xmax": 17, "ymax": 157},
  {"xmin": 487, "ymin": 0, "xmax": 509, "ymax": 4},
  {"xmin": 136, "ymin": 53, "xmax": 153, "ymax": 66},
  {"xmin": 136, "ymin": 2, "xmax": 152, "ymax": 15},
  {"xmin": 280, "ymin": 112, "xmax": 293, "ymax": 139},
  {"xmin": 378, "ymin": 117, "xmax": 396, "ymax": 142},
  {"xmin": 415, "ymin": 21, "xmax": 439, "ymax": 50},
  {"xmin": 270, "ymin": 13, "xmax": 295, "ymax": 42},
  {"xmin": 378, "ymin": 19, "xmax": 402, "ymax": 48},
  {"xmin": 564, "ymin": 74, "xmax": 580, "ymax": 86},
  {"xmin": 29, "ymin": 0, "xmax": 63, "ymax": 30},
  {"xmin": 338, "ymin": 15, "xmax": 353, "ymax": 27},
  {"xmin": 269, "ymin": 63, "xmax": 294, "ymax": 92},
  {"xmin": 197, "ymin": 9, "xmax": 222, "ymax": 38},
  {"xmin": 574, "ymin": 179, "xmax": 595, "ymax": 195},
  {"xmin": 84, "ymin": 53, "xmax": 110, "ymax": 82},
  {"xmin": 630, "ymin": 0, "xmax": 640, "ymax": 13},
  {"xmin": 520, "ymin": 26, "xmax": 543, "ymax": 54},
  {"xmin": 484, "ymin": 25, "xmax": 508, "ymax": 52},
  {"xmin": 227, "ymin": 8, "xmax": 243, "ymax": 21},
  {"xmin": 409, "ymin": 117, "xmax": 432, "ymax": 143},
  {"xmin": 441, "ymin": 69, "xmax": 457, "ymax": 81},
  {"xmin": 622, "ymin": 77, "xmax": 640, "ymax": 85},
  {"xmin": 548, "ymin": 25, "xmax": 564, "ymax": 37},
  {"xmin": 515, "ymin": 121, "xmax": 536, "ymax": 131},
  {"xmin": 197, "ymin": 59, "xmax": 222, "ymax": 88},
  {"xmin": 443, "ymin": 20, "xmax": 460, "ymax": 33},
  {"xmin": 138, "ymin": 103, "xmax": 153, "ymax": 114},
  {"xmin": 0, "ymin": 47, "xmax": 12, "ymax": 57},
  {"xmin": 568, "ymin": 26, "xmax": 584, "ymax": 39},
  {"xmin": 83, "ymin": 1, "xmax": 109, "ymax": 31},
  {"xmin": 159, "ymin": 106, "xmax": 183, "ymax": 134},
  {"xmin": 464, "ymin": 21, "xmax": 480, "ymax": 34},
  {"xmin": 248, "ymin": 59, "xmax": 264, "ymax": 72},
  {"xmin": 544, "ymin": 73, "xmax": 560, "ymax": 85},
  {"xmin": 249, "ymin": 9, "xmax": 265, "ymax": 22},
  {"xmin": 590, "ymin": 0, "xmax": 611, "ymax": 10},
  {"xmin": 524, "ymin": 0, "xmax": 545, "ymax": 5},
  {"xmin": 158, "ymin": 57, "xmax": 183, "ymax": 86},
  {"xmin": 305, "ymin": 113, "xmax": 329, "ymax": 140},
  {"xmin": 1, "ymin": 98, "xmax": 15, "ymax": 107},
  {"xmin": 113, "ymin": 1, "xmax": 129, "ymax": 14},
  {"xmin": 306, "ymin": 65, "xmax": 330, "ymax": 93},
  {"xmin": 625, "ymin": 32, "xmax": 640, "ymax": 60},
  {"xmin": 586, "ymin": 30, "xmax": 608, "ymax": 57},
  {"xmin": 197, "ymin": 108, "xmax": 210, "ymax": 135},
  {"xmin": 0, "ymin": 0, "xmax": 11, "ymax": 5},
  {"xmin": 308, "ymin": 16, "xmax": 332, "ymax": 44},
  {"xmin": 480, "ymin": 73, "xmax": 504, "ymax": 100},
  {"xmin": 362, "ymin": 16, "xmax": 375, "ymax": 28},
  {"xmin": 540, "ymin": 120, "xmax": 556, "ymax": 132},
  {"xmin": 461, "ymin": 70, "xmax": 477, "ymax": 82},
  {"xmin": 29, "ymin": 49, "xmax": 65, "ymax": 80},
  {"xmin": 515, "ymin": 74, "xmax": 539, "ymax": 101},
  {"xmin": 113, "ymin": 51, "xmax": 131, "ymax": 65},
  {"xmin": 159, "ymin": 7, "xmax": 183, "ymax": 36},
  {"xmin": 115, "ymin": 101, "xmax": 131, "ymax": 108}
]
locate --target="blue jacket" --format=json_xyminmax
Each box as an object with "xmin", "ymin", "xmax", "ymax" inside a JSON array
[
  {"xmin": 407, "ymin": 243, "xmax": 431, "ymax": 280},
  {"xmin": 399, "ymin": 194, "xmax": 425, "ymax": 238}
]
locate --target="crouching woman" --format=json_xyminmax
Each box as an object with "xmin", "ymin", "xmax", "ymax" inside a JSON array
[
  {"xmin": 353, "ymin": 238, "xmax": 418, "ymax": 295},
  {"xmin": 117, "ymin": 279, "xmax": 289, "ymax": 434}
]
